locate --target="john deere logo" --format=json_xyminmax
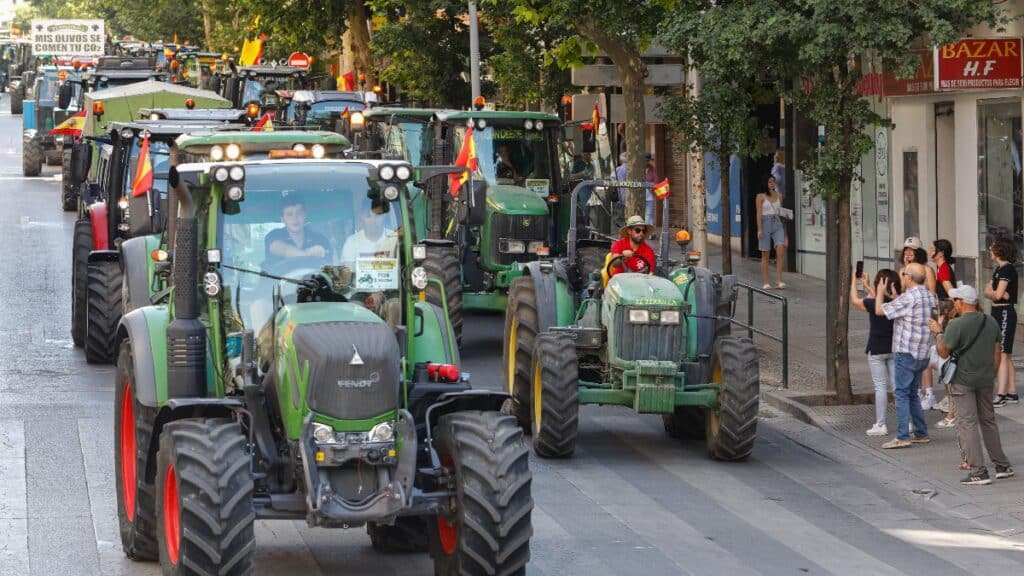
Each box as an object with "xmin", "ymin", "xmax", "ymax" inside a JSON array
[{"xmin": 522, "ymin": 219, "xmax": 531, "ymax": 228}]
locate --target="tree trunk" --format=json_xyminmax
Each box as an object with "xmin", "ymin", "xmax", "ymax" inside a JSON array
[
  {"xmin": 717, "ymin": 150, "xmax": 732, "ymax": 274},
  {"xmin": 200, "ymin": 0, "xmax": 214, "ymax": 50},
  {"xmin": 828, "ymin": 117, "xmax": 854, "ymax": 404},
  {"xmin": 577, "ymin": 17, "xmax": 647, "ymax": 218},
  {"xmin": 690, "ymin": 149, "xmax": 707, "ymax": 267},
  {"xmin": 348, "ymin": 1, "xmax": 376, "ymax": 87}
]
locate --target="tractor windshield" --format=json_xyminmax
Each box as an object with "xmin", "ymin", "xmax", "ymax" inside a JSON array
[
  {"xmin": 216, "ymin": 163, "xmax": 402, "ymax": 338},
  {"xmin": 452, "ymin": 125, "xmax": 555, "ymax": 194},
  {"xmin": 374, "ymin": 120, "xmax": 432, "ymax": 164},
  {"xmin": 35, "ymin": 77, "xmax": 59, "ymax": 102},
  {"xmin": 240, "ymin": 75, "xmax": 298, "ymax": 105}
]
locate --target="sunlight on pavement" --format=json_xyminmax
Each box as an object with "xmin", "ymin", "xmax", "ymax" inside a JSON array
[{"xmin": 885, "ymin": 528, "xmax": 1024, "ymax": 551}]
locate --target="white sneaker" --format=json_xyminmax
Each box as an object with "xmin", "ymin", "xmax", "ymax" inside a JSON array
[
  {"xmin": 866, "ymin": 423, "xmax": 888, "ymax": 436},
  {"xmin": 921, "ymin": 392, "xmax": 935, "ymax": 411}
]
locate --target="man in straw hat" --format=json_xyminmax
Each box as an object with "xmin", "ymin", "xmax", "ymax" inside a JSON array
[{"xmin": 609, "ymin": 215, "xmax": 656, "ymax": 278}]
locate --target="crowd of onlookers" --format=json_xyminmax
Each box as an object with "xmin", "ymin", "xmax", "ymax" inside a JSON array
[{"xmin": 851, "ymin": 236, "xmax": 1018, "ymax": 485}]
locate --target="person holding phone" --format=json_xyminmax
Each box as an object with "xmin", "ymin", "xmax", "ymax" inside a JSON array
[
  {"xmin": 984, "ymin": 238, "xmax": 1019, "ymax": 407},
  {"xmin": 851, "ymin": 267, "xmax": 901, "ymax": 436}
]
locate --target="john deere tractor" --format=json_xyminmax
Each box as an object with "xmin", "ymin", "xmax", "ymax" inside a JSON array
[
  {"xmin": 503, "ymin": 180, "xmax": 760, "ymax": 461},
  {"xmin": 113, "ymin": 154, "xmax": 533, "ymax": 574}
]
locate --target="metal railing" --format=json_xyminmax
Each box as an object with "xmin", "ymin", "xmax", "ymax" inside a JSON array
[{"xmin": 728, "ymin": 282, "xmax": 789, "ymax": 388}]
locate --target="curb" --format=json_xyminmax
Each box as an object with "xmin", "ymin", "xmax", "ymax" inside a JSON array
[{"xmin": 761, "ymin": 389, "xmax": 1024, "ymax": 538}]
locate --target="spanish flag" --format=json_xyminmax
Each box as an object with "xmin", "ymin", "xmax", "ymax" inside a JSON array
[
  {"xmin": 131, "ymin": 135, "xmax": 153, "ymax": 198},
  {"xmin": 448, "ymin": 127, "xmax": 477, "ymax": 197},
  {"xmin": 49, "ymin": 110, "xmax": 86, "ymax": 137},
  {"xmin": 653, "ymin": 178, "xmax": 670, "ymax": 200},
  {"xmin": 592, "ymin": 102, "xmax": 600, "ymax": 132},
  {"xmin": 252, "ymin": 112, "xmax": 274, "ymax": 132},
  {"xmin": 239, "ymin": 33, "xmax": 267, "ymax": 66}
]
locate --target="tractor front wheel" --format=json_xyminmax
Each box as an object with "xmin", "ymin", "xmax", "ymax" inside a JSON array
[
  {"xmin": 85, "ymin": 260, "xmax": 122, "ymax": 364},
  {"xmin": 156, "ymin": 418, "xmax": 255, "ymax": 575},
  {"xmin": 114, "ymin": 340, "xmax": 159, "ymax": 560},
  {"xmin": 422, "ymin": 243, "xmax": 463, "ymax": 346},
  {"xmin": 71, "ymin": 219, "xmax": 92, "ymax": 348},
  {"xmin": 10, "ymin": 87, "xmax": 23, "ymax": 114},
  {"xmin": 503, "ymin": 276, "xmax": 539, "ymax": 430},
  {"xmin": 705, "ymin": 336, "xmax": 760, "ymax": 461},
  {"xmin": 61, "ymin": 148, "xmax": 77, "ymax": 211},
  {"xmin": 367, "ymin": 517, "xmax": 429, "ymax": 553},
  {"xmin": 531, "ymin": 332, "xmax": 579, "ymax": 458},
  {"xmin": 429, "ymin": 411, "xmax": 532, "ymax": 575},
  {"xmin": 663, "ymin": 406, "xmax": 706, "ymax": 440},
  {"xmin": 22, "ymin": 135, "xmax": 42, "ymax": 177}
]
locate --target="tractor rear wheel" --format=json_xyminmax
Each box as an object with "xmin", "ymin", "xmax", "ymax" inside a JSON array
[
  {"xmin": 422, "ymin": 243, "xmax": 463, "ymax": 346},
  {"xmin": 71, "ymin": 219, "xmax": 92, "ymax": 348},
  {"xmin": 22, "ymin": 135, "xmax": 42, "ymax": 177},
  {"xmin": 429, "ymin": 411, "xmax": 532, "ymax": 575},
  {"xmin": 503, "ymin": 276, "xmax": 539, "ymax": 429},
  {"xmin": 663, "ymin": 406, "xmax": 706, "ymax": 440},
  {"xmin": 61, "ymin": 148, "xmax": 77, "ymax": 211},
  {"xmin": 531, "ymin": 332, "xmax": 579, "ymax": 458},
  {"xmin": 85, "ymin": 260, "xmax": 122, "ymax": 364},
  {"xmin": 156, "ymin": 418, "xmax": 255, "ymax": 575},
  {"xmin": 367, "ymin": 517, "xmax": 429, "ymax": 553},
  {"xmin": 115, "ymin": 341, "xmax": 159, "ymax": 560},
  {"xmin": 45, "ymin": 150, "xmax": 61, "ymax": 166},
  {"xmin": 705, "ymin": 336, "xmax": 760, "ymax": 461},
  {"xmin": 10, "ymin": 87, "xmax": 23, "ymax": 114}
]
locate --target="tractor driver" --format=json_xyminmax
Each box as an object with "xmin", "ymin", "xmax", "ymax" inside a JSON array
[
  {"xmin": 609, "ymin": 215, "xmax": 656, "ymax": 277},
  {"xmin": 264, "ymin": 194, "xmax": 333, "ymax": 268},
  {"xmin": 340, "ymin": 200, "xmax": 399, "ymax": 268}
]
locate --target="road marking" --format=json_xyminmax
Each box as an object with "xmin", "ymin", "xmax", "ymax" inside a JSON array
[{"xmin": 0, "ymin": 420, "xmax": 28, "ymax": 576}]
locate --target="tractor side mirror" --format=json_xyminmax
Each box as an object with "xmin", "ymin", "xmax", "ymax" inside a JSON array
[
  {"xmin": 69, "ymin": 142, "xmax": 91, "ymax": 184},
  {"xmin": 58, "ymin": 82, "xmax": 73, "ymax": 110}
]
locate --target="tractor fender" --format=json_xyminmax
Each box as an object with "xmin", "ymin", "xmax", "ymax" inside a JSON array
[
  {"xmin": 143, "ymin": 398, "xmax": 246, "ymax": 484},
  {"xmin": 412, "ymin": 301, "xmax": 459, "ymax": 366},
  {"xmin": 87, "ymin": 249, "xmax": 118, "ymax": 264},
  {"xmin": 423, "ymin": 390, "xmax": 510, "ymax": 443},
  {"xmin": 117, "ymin": 307, "xmax": 168, "ymax": 407},
  {"xmin": 522, "ymin": 260, "xmax": 570, "ymax": 332},
  {"xmin": 683, "ymin": 267, "xmax": 720, "ymax": 358},
  {"xmin": 120, "ymin": 236, "xmax": 153, "ymax": 313},
  {"xmin": 87, "ymin": 201, "xmax": 109, "ymax": 250}
]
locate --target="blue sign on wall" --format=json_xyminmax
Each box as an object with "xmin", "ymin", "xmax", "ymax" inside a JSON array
[{"xmin": 704, "ymin": 153, "xmax": 742, "ymax": 236}]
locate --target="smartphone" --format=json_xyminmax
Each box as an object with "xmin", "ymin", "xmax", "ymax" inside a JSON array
[
  {"xmin": 930, "ymin": 306, "xmax": 940, "ymax": 321},
  {"xmin": 855, "ymin": 260, "xmax": 864, "ymax": 279}
]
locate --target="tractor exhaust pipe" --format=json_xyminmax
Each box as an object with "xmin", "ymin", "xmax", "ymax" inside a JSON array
[{"xmin": 166, "ymin": 178, "xmax": 207, "ymax": 399}]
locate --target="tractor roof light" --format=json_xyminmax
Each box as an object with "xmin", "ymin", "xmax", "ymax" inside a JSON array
[
  {"xmin": 412, "ymin": 244, "xmax": 427, "ymax": 261},
  {"xmin": 119, "ymin": 127, "xmax": 134, "ymax": 139},
  {"xmin": 378, "ymin": 164, "xmax": 395, "ymax": 181},
  {"xmin": 350, "ymin": 111, "xmax": 365, "ymax": 129},
  {"xmin": 473, "ymin": 96, "xmax": 486, "ymax": 110},
  {"xmin": 225, "ymin": 143, "xmax": 241, "ymax": 160},
  {"xmin": 148, "ymin": 112, "xmax": 161, "ymax": 120},
  {"xmin": 92, "ymin": 101, "xmax": 105, "ymax": 116},
  {"xmin": 185, "ymin": 98, "xmax": 195, "ymax": 109},
  {"xmin": 210, "ymin": 145, "xmax": 224, "ymax": 161},
  {"xmin": 246, "ymin": 103, "xmax": 259, "ymax": 118},
  {"xmin": 310, "ymin": 144, "xmax": 326, "ymax": 159},
  {"xmin": 292, "ymin": 143, "xmax": 307, "ymax": 152},
  {"xmin": 475, "ymin": 119, "xmax": 487, "ymax": 130}
]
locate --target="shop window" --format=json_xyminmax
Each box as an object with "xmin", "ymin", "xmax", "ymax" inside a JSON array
[{"xmin": 978, "ymin": 98, "xmax": 1023, "ymax": 255}]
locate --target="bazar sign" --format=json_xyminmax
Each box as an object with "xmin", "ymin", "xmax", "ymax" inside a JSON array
[
  {"xmin": 883, "ymin": 50, "xmax": 935, "ymax": 97},
  {"xmin": 31, "ymin": 19, "xmax": 105, "ymax": 56},
  {"xmin": 935, "ymin": 37, "xmax": 1023, "ymax": 91}
]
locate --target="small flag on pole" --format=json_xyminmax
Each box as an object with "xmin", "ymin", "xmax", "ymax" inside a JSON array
[
  {"xmin": 49, "ymin": 110, "xmax": 86, "ymax": 137},
  {"xmin": 592, "ymin": 102, "xmax": 600, "ymax": 132},
  {"xmin": 131, "ymin": 134, "xmax": 153, "ymax": 198},
  {"xmin": 448, "ymin": 127, "xmax": 478, "ymax": 197},
  {"xmin": 652, "ymin": 178, "xmax": 670, "ymax": 200}
]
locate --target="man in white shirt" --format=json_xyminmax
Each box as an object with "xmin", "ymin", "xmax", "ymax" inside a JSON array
[{"xmin": 341, "ymin": 202, "xmax": 398, "ymax": 267}]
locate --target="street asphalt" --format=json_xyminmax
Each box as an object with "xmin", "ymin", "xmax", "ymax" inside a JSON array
[{"xmin": 0, "ymin": 94, "xmax": 1022, "ymax": 575}]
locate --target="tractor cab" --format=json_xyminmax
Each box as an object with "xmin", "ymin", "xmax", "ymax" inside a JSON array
[
  {"xmin": 170, "ymin": 50, "xmax": 221, "ymax": 89},
  {"xmin": 2, "ymin": 38, "xmax": 33, "ymax": 113},
  {"xmin": 76, "ymin": 56, "xmax": 168, "ymax": 97},
  {"xmin": 284, "ymin": 89, "xmax": 369, "ymax": 131},
  {"xmin": 21, "ymin": 65, "xmax": 83, "ymax": 177},
  {"xmin": 215, "ymin": 65, "xmax": 308, "ymax": 114}
]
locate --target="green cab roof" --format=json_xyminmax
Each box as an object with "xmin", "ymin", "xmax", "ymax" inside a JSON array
[
  {"xmin": 175, "ymin": 129, "xmax": 350, "ymax": 152},
  {"xmin": 436, "ymin": 109, "xmax": 560, "ymax": 123},
  {"xmin": 83, "ymin": 80, "xmax": 231, "ymax": 136}
]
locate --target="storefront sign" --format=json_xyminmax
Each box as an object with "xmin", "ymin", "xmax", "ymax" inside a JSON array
[
  {"xmin": 935, "ymin": 38, "xmax": 1023, "ymax": 91},
  {"xmin": 704, "ymin": 153, "xmax": 741, "ymax": 237},
  {"xmin": 884, "ymin": 50, "xmax": 936, "ymax": 96},
  {"xmin": 31, "ymin": 19, "xmax": 105, "ymax": 56}
]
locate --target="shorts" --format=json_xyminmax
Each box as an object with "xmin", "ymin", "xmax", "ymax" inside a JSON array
[
  {"xmin": 991, "ymin": 306, "xmax": 1016, "ymax": 354},
  {"xmin": 759, "ymin": 216, "xmax": 785, "ymax": 251}
]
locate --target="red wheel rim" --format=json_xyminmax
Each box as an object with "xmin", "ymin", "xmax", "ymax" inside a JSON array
[
  {"xmin": 163, "ymin": 465, "xmax": 181, "ymax": 564},
  {"xmin": 119, "ymin": 381, "xmax": 136, "ymax": 521},
  {"xmin": 437, "ymin": 455, "xmax": 458, "ymax": 555}
]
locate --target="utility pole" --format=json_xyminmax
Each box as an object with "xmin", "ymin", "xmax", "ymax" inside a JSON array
[{"xmin": 468, "ymin": 2, "xmax": 481, "ymax": 103}]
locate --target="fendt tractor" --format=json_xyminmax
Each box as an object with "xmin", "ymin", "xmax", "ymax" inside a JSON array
[
  {"xmin": 113, "ymin": 157, "xmax": 534, "ymax": 574},
  {"xmin": 503, "ymin": 180, "xmax": 761, "ymax": 461},
  {"xmin": 362, "ymin": 107, "xmax": 566, "ymax": 344}
]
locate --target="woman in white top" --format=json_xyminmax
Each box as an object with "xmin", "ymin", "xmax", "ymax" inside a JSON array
[{"xmin": 756, "ymin": 175, "xmax": 787, "ymax": 289}]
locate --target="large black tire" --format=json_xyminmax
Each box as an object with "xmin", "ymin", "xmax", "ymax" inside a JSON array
[
  {"xmin": 429, "ymin": 411, "xmax": 532, "ymax": 575},
  {"xmin": 422, "ymin": 244, "xmax": 463, "ymax": 346},
  {"xmin": 503, "ymin": 276, "xmax": 539, "ymax": 429},
  {"xmin": 531, "ymin": 332, "xmax": 579, "ymax": 458},
  {"xmin": 367, "ymin": 517, "xmax": 429, "ymax": 553},
  {"xmin": 663, "ymin": 406, "xmax": 706, "ymax": 440},
  {"xmin": 156, "ymin": 418, "xmax": 255, "ymax": 575},
  {"xmin": 22, "ymin": 135, "xmax": 42, "ymax": 177},
  {"xmin": 114, "ymin": 341, "xmax": 160, "ymax": 560},
  {"xmin": 45, "ymin": 150, "xmax": 61, "ymax": 166},
  {"xmin": 61, "ymin": 149, "xmax": 78, "ymax": 211},
  {"xmin": 85, "ymin": 260, "xmax": 122, "ymax": 364},
  {"xmin": 10, "ymin": 87, "xmax": 23, "ymax": 114},
  {"xmin": 705, "ymin": 336, "xmax": 760, "ymax": 461},
  {"xmin": 71, "ymin": 219, "xmax": 92, "ymax": 348}
]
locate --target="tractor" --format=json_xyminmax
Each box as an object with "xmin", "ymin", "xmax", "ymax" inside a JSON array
[
  {"xmin": 113, "ymin": 157, "xmax": 534, "ymax": 574},
  {"xmin": 1, "ymin": 38, "xmax": 33, "ymax": 113},
  {"xmin": 283, "ymin": 89, "xmax": 370, "ymax": 131},
  {"xmin": 212, "ymin": 64, "xmax": 309, "ymax": 115},
  {"xmin": 502, "ymin": 179, "xmax": 761, "ymax": 461},
  {"xmin": 361, "ymin": 107, "xmax": 566, "ymax": 345}
]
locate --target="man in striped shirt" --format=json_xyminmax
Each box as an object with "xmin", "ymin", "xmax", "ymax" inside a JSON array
[{"xmin": 875, "ymin": 263, "xmax": 936, "ymax": 448}]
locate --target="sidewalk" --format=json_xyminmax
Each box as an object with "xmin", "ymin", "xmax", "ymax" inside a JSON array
[{"xmin": 686, "ymin": 241, "xmax": 1024, "ymax": 536}]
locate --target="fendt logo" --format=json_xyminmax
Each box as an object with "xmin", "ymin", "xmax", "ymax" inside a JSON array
[{"xmin": 337, "ymin": 372, "xmax": 380, "ymax": 389}]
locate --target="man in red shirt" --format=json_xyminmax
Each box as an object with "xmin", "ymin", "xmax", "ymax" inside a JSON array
[{"xmin": 609, "ymin": 215, "xmax": 656, "ymax": 276}]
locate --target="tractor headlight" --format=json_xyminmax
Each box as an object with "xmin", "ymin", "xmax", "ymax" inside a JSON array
[
  {"xmin": 524, "ymin": 119, "xmax": 534, "ymax": 130},
  {"xmin": 292, "ymin": 143, "xmax": 307, "ymax": 152},
  {"xmin": 228, "ymin": 165, "xmax": 245, "ymax": 181},
  {"xmin": 660, "ymin": 310, "xmax": 680, "ymax": 324},
  {"xmin": 119, "ymin": 127, "xmax": 134, "ymax": 139},
  {"xmin": 527, "ymin": 241, "xmax": 545, "ymax": 254},
  {"xmin": 412, "ymin": 244, "xmax": 427, "ymax": 261},
  {"xmin": 210, "ymin": 145, "xmax": 224, "ymax": 161},
  {"xmin": 149, "ymin": 113, "xmax": 160, "ymax": 121},
  {"xmin": 226, "ymin": 185, "xmax": 244, "ymax": 201},
  {"xmin": 476, "ymin": 119, "xmax": 487, "ymax": 130},
  {"xmin": 311, "ymin": 144, "xmax": 326, "ymax": 158},
  {"xmin": 628, "ymin": 309, "xmax": 650, "ymax": 323},
  {"xmin": 535, "ymin": 120, "xmax": 545, "ymax": 130},
  {"xmin": 312, "ymin": 423, "xmax": 334, "ymax": 443},
  {"xmin": 382, "ymin": 184, "xmax": 400, "ymax": 201},
  {"xmin": 213, "ymin": 166, "xmax": 229, "ymax": 182},
  {"xmin": 378, "ymin": 164, "xmax": 395, "ymax": 181},
  {"xmin": 117, "ymin": 197, "xmax": 129, "ymax": 210},
  {"xmin": 368, "ymin": 421, "xmax": 394, "ymax": 443},
  {"xmin": 499, "ymin": 239, "xmax": 525, "ymax": 254},
  {"xmin": 202, "ymin": 271, "xmax": 221, "ymax": 296},
  {"xmin": 411, "ymin": 266, "xmax": 428, "ymax": 290},
  {"xmin": 225, "ymin": 143, "xmax": 241, "ymax": 160},
  {"xmin": 395, "ymin": 164, "xmax": 411, "ymax": 181}
]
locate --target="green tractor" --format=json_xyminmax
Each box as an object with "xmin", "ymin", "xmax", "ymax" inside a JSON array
[
  {"xmin": 503, "ymin": 180, "xmax": 760, "ymax": 461},
  {"xmin": 362, "ymin": 108, "xmax": 566, "ymax": 344},
  {"xmin": 113, "ymin": 156, "xmax": 534, "ymax": 574}
]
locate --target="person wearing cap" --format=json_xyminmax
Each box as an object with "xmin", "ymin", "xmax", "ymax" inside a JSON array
[
  {"xmin": 609, "ymin": 215, "xmax": 656, "ymax": 277},
  {"xmin": 900, "ymin": 236, "xmax": 937, "ymax": 293},
  {"xmin": 928, "ymin": 283, "xmax": 1013, "ymax": 485}
]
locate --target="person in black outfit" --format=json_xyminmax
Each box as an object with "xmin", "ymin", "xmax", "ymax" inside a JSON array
[
  {"xmin": 851, "ymin": 268, "xmax": 902, "ymax": 436},
  {"xmin": 984, "ymin": 238, "xmax": 1019, "ymax": 406},
  {"xmin": 263, "ymin": 195, "xmax": 332, "ymax": 270}
]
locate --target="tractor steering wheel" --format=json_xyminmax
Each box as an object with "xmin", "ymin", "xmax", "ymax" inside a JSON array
[{"xmin": 605, "ymin": 252, "xmax": 654, "ymax": 279}]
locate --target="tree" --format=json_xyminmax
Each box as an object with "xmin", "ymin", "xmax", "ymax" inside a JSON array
[
  {"xmin": 692, "ymin": 0, "xmax": 1005, "ymax": 401},
  {"xmin": 659, "ymin": 3, "xmax": 775, "ymax": 274}
]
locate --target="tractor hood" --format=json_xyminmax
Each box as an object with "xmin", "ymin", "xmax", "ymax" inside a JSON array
[
  {"xmin": 486, "ymin": 184, "xmax": 549, "ymax": 215},
  {"xmin": 604, "ymin": 274, "xmax": 685, "ymax": 307}
]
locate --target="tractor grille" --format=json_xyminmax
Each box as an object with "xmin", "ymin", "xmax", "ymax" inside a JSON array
[
  {"xmin": 614, "ymin": 308, "xmax": 685, "ymax": 363},
  {"xmin": 490, "ymin": 214, "xmax": 547, "ymax": 266}
]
